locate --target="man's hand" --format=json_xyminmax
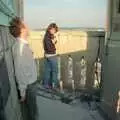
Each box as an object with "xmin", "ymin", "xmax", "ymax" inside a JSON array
[{"xmin": 52, "ymin": 39, "xmax": 57, "ymax": 45}]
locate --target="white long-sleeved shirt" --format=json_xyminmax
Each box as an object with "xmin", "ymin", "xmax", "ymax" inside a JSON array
[{"xmin": 12, "ymin": 38, "xmax": 37, "ymax": 97}]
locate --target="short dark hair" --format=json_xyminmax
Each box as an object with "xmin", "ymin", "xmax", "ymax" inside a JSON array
[
  {"xmin": 47, "ymin": 23, "xmax": 58, "ymax": 33},
  {"xmin": 9, "ymin": 17, "xmax": 25, "ymax": 38}
]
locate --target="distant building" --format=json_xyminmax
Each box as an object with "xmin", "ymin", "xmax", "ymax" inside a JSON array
[{"xmin": 101, "ymin": 0, "xmax": 120, "ymax": 120}]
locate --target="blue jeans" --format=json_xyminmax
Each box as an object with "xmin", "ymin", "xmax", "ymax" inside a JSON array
[{"xmin": 43, "ymin": 56, "xmax": 58, "ymax": 87}]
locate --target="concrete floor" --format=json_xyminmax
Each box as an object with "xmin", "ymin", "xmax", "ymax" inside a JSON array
[
  {"xmin": 21, "ymin": 84, "xmax": 104, "ymax": 120},
  {"xmin": 36, "ymin": 96, "xmax": 104, "ymax": 120}
]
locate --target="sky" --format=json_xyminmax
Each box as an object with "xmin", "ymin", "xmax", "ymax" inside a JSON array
[{"xmin": 24, "ymin": 0, "xmax": 107, "ymax": 29}]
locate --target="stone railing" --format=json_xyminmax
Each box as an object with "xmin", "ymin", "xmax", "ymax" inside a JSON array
[{"xmin": 29, "ymin": 30, "xmax": 105, "ymax": 88}]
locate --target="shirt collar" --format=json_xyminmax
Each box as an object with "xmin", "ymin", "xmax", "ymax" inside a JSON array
[{"xmin": 17, "ymin": 37, "xmax": 28, "ymax": 44}]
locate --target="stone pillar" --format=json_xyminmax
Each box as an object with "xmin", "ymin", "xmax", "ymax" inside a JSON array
[{"xmin": 16, "ymin": 0, "xmax": 24, "ymax": 18}]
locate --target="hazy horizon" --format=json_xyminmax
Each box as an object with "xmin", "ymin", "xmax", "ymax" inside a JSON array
[
  {"xmin": 32, "ymin": 27, "xmax": 105, "ymax": 31},
  {"xmin": 24, "ymin": 0, "xmax": 107, "ymax": 29}
]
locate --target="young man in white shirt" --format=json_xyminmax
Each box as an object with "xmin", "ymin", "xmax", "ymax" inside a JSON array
[{"xmin": 9, "ymin": 17, "xmax": 37, "ymax": 102}]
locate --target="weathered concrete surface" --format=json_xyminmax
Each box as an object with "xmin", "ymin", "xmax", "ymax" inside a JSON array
[
  {"xmin": 0, "ymin": 27, "xmax": 22, "ymax": 120},
  {"xmin": 36, "ymin": 96, "xmax": 104, "ymax": 120},
  {"xmin": 101, "ymin": 0, "xmax": 120, "ymax": 119}
]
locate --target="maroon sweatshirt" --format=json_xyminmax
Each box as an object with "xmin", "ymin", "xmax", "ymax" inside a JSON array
[{"xmin": 43, "ymin": 32, "xmax": 56, "ymax": 54}]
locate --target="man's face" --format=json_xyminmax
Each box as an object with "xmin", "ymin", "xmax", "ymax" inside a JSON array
[
  {"xmin": 21, "ymin": 23, "xmax": 30, "ymax": 39},
  {"xmin": 49, "ymin": 28, "xmax": 56, "ymax": 35}
]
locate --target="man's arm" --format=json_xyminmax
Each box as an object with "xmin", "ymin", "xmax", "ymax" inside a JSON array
[{"xmin": 14, "ymin": 43, "xmax": 37, "ymax": 99}]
